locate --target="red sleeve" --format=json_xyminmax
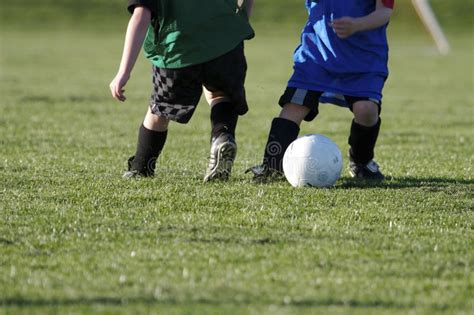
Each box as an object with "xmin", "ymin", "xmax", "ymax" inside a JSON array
[{"xmin": 381, "ymin": 0, "xmax": 394, "ymax": 9}]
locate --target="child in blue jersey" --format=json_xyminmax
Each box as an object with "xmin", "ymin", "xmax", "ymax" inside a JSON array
[{"xmin": 248, "ymin": 0, "xmax": 394, "ymax": 181}]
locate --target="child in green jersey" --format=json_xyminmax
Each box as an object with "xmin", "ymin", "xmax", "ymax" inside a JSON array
[{"xmin": 110, "ymin": 0, "xmax": 254, "ymax": 181}]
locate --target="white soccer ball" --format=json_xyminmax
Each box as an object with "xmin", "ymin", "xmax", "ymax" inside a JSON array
[{"xmin": 283, "ymin": 134, "xmax": 343, "ymax": 188}]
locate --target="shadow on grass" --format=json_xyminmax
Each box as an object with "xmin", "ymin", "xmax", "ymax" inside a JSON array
[
  {"xmin": 0, "ymin": 237, "xmax": 15, "ymax": 245},
  {"xmin": 338, "ymin": 176, "xmax": 474, "ymax": 190},
  {"xmin": 127, "ymin": 174, "xmax": 473, "ymax": 193},
  {"xmin": 229, "ymin": 175, "xmax": 473, "ymax": 192},
  {"xmin": 1, "ymin": 296, "xmax": 420, "ymax": 310}
]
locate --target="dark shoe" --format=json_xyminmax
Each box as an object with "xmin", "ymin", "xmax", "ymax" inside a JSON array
[
  {"xmin": 203, "ymin": 133, "xmax": 237, "ymax": 182},
  {"xmin": 122, "ymin": 170, "xmax": 144, "ymax": 179},
  {"xmin": 349, "ymin": 159, "xmax": 385, "ymax": 180},
  {"xmin": 245, "ymin": 164, "xmax": 284, "ymax": 183},
  {"xmin": 122, "ymin": 156, "xmax": 151, "ymax": 179}
]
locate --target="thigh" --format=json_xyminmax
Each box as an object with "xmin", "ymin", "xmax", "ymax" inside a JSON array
[{"xmin": 149, "ymin": 65, "xmax": 203, "ymax": 124}]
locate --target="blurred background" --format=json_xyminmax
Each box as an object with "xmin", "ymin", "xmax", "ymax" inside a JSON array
[
  {"xmin": 0, "ymin": 0, "xmax": 471, "ymax": 32},
  {"xmin": 0, "ymin": 0, "xmax": 471, "ymax": 102}
]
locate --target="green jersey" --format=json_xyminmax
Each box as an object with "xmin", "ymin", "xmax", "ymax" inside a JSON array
[{"xmin": 129, "ymin": 1, "xmax": 254, "ymax": 69}]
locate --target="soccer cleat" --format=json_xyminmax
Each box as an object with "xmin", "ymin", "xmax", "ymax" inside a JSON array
[
  {"xmin": 203, "ymin": 133, "xmax": 237, "ymax": 182},
  {"xmin": 122, "ymin": 156, "xmax": 151, "ymax": 179},
  {"xmin": 245, "ymin": 164, "xmax": 284, "ymax": 183},
  {"xmin": 122, "ymin": 170, "xmax": 143, "ymax": 179},
  {"xmin": 127, "ymin": 155, "xmax": 134, "ymax": 171},
  {"xmin": 348, "ymin": 159, "xmax": 385, "ymax": 180}
]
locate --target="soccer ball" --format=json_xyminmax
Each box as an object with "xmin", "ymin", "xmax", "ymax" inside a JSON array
[{"xmin": 283, "ymin": 134, "xmax": 343, "ymax": 188}]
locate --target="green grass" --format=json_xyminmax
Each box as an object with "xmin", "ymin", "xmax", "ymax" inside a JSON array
[
  {"xmin": 1, "ymin": 0, "xmax": 472, "ymax": 32},
  {"xmin": 1, "ymin": 4, "xmax": 473, "ymax": 315}
]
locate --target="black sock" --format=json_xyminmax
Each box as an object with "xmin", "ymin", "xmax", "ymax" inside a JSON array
[
  {"xmin": 210, "ymin": 101, "xmax": 238, "ymax": 139},
  {"xmin": 263, "ymin": 117, "xmax": 300, "ymax": 172},
  {"xmin": 348, "ymin": 118, "xmax": 381, "ymax": 164},
  {"xmin": 131, "ymin": 124, "xmax": 167, "ymax": 176}
]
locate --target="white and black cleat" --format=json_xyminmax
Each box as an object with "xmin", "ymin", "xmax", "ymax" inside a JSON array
[
  {"xmin": 349, "ymin": 159, "xmax": 385, "ymax": 180},
  {"xmin": 203, "ymin": 133, "xmax": 237, "ymax": 182}
]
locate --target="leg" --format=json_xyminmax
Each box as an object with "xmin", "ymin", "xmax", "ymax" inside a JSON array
[
  {"xmin": 347, "ymin": 100, "xmax": 384, "ymax": 179},
  {"xmin": 202, "ymin": 88, "xmax": 238, "ymax": 182},
  {"xmin": 279, "ymin": 103, "xmax": 311, "ymax": 126},
  {"xmin": 125, "ymin": 64, "xmax": 201, "ymax": 178},
  {"xmin": 201, "ymin": 44, "xmax": 248, "ymax": 182},
  {"xmin": 352, "ymin": 100, "xmax": 379, "ymax": 127},
  {"xmin": 143, "ymin": 107, "xmax": 170, "ymax": 132},
  {"xmin": 256, "ymin": 87, "xmax": 321, "ymax": 175},
  {"xmin": 125, "ymin": 108, "xmax": 169, "ymax": 178},
  {"xmin": 260, "ymin": 103, "xmax": 309, "ymax": 171},
  {"xmin": 204, "ymin": 87, "xmax": 238, "ymax": 139},
  {"xmin": 349, "ymin": 100, "xmax": 380, "ymax": 163}
]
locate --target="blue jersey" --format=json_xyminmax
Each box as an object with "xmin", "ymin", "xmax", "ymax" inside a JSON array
[{"xmin": 288, "ymin": 0, "xmax": 391, "ymax": 104}]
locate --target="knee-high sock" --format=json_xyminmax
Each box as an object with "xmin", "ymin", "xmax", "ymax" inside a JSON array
[
  {"xmin": 131, "ymin": 124, "xmax": 167, "ymax": 176},
  {"xmin": 348, "ymin": 118, "xmax": 381, "ymax": 164},
  {"xmin": 263, "ymin": 117, "xmax": 300, "ymax": 172},
  {"xmin": 210, "ymin": 101, "xmax": 238, "ymax": 139}
]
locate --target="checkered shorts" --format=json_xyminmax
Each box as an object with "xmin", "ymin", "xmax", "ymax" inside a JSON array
[{"xmin": 149, "ymin": 43, "xmax": 248, "ymax": 124}]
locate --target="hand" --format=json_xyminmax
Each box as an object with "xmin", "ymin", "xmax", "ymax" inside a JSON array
[
  {"xmin": 109, "ymin": 71, "xmax": 130, "ymax": 102},
  {"xmin": 331, "ymin": 17, "xmax": 361, "ymax": 39}
]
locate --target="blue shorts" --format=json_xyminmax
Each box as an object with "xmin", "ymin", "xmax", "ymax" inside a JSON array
[
  {"xmin": 279, "ymin": 87, "xmax": 382, "ymax": 122},
  {"xmin": 287, "ymin": 61, "xmax": 386, "ymax": 107}
]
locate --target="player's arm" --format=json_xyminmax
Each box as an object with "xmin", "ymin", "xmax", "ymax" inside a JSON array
[
  {"xmin": 110, "ymin": 6, "xmax": 151, "ymax": 102},
  {"xmin": 332, "ymin": 0, "xmax": 394, "ymax": 39}
]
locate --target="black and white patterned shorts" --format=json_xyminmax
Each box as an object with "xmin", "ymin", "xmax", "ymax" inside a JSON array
[{"xmin": 149, "ymin": 43, "xmax": 248, "ymax": 124}]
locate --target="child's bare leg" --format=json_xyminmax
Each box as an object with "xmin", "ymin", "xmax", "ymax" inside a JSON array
[
  {"xmin": 204, "ymin": 88, "xmax": 231, "ymax": 107},
  {"xmin": 349, "ymin": 100, "xmax": 381, "ymax": 166},
  {"xmin": 143, "ymin": 107, "xmax": 170, "ymax": 131},
  {"xmin": 279, "ymin": 103, "xmax": 310, "ymax": 126},
  {"xmin": 352, "ymin": 100, "xmax": 379, "ymax": 127}
]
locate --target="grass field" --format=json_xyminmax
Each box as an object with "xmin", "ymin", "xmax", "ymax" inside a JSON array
[{"xmin": 1, "ymin": 2, "xmax": 473, "ymax": 314}]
